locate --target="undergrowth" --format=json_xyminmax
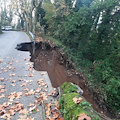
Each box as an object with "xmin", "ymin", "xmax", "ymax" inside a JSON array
[{"xmin": 45, "ymin": 35, "xmax": 120, "ymax": 115}]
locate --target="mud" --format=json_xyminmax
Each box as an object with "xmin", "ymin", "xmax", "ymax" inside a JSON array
[{"xmin": 16, "ymin": 41, "xmax": 115, "ymax": 119}]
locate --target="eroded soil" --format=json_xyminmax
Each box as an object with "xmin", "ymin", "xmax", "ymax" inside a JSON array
[{"xmin": 16, "ymin": 41, "xmax": 115, "ymax": 119}]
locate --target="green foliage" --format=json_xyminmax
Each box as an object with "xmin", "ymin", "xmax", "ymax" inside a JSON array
[
  {"xmin": 45, "ymin": 0, "xmax": 120, "ymax": 115},
  {"xmin": 61, "ymin": 82, "xmax": 78, "ymax": 94},
  {"xmin": 93, "ymin": 56, "xmax": 120, "ymax": 112}
]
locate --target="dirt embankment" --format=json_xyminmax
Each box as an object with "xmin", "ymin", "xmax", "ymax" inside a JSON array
[{"xmin": 16, "ymin": 41, "xmax": 115, "ymax": 119}]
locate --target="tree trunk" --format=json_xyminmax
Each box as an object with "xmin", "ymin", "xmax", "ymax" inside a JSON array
[
  {"xmin": 27, "ymin": 22, "xmax": 29, "ymax": 33},
  {"xmin": 24, "ymin": 21, "xmax": 27, "ymax": 32}
]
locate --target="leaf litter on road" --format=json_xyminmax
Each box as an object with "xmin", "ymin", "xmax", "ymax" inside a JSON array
[{"xmin": 0, "ymin": 58, "xmax": 63, "ymax": 120}]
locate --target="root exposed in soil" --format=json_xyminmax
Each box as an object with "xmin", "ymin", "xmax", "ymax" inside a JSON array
[{"xmin": 16, "ymin": 41, "xmax": 115, "ymax": 119}]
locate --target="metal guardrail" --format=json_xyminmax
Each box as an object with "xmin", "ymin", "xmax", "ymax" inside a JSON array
[{"xmin": 29, "ymin": 31, "xmax": 36, "ymax": 54}]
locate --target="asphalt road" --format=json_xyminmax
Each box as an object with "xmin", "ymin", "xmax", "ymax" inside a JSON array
[{"xmin": 0, "ymin": 31, "xmax": 56, "ymax": 120}]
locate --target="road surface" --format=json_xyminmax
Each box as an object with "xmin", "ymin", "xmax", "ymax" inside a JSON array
[{"xmin": 0, "ymin": 31, "xmax": 56, "ymax": 120}]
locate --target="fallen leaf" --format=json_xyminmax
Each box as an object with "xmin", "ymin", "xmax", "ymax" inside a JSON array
[
  {"xmin": 0, "ymin": 85, "xmax": 5, "ymax": 89},
  {"xmin": 11, "ymin": 80, "xmax": 16, "ymax": 83},
  {"xmin": 0, "ymin": 105, "xmax": 4, "ymax": 111},
  {"xmin": 9, "ymin": 73, "xmax": 15, "ymax": 77},
  {"xmin": 8, "ymin": 110, "xmax": 15, "ymax": 116},
  {"xmin": 11, "ymin": 103, "xmax": 24, "ymax": 111},
  {"xmin": 20, "ymin": 83, "xmax": 27, "ymax": 87},
  {"xmin": 0, "ymin": 89, "xmax": 7, "ymax": 93},
  {"xmin": 28, "ymin": 103, "xmax": 35, "ymax": 107},
  {"xmin": 19, "ymin": 108, "xmax": 29, "ymax": 115},
  {"xmin": 1, "ymin": 113, "xmax": 11, "ymax": 119},
  {"xmin": 40, "ymin": 92, "xmax": 48, "ymax": 101},
  {"xmin": 18, "ymin": 115, "xmax": 27, "ymax": 119},
  {"xmin": 4, "ymin": 69, "xmax": 8, "ymax": 72},
  {"xmin": 28, "ymin": 73, "xmax": 33, "ymax": 77},
  {"xmin": 0, "ymin": 77, "xmax": 5, "ymax": 80},
  {"xmin": 41, "ymin": 72, "xmax": 46, "ymax": 75},
  {"xmin": 73, "ymin": 97, "xmax": 82, "ymax": 104},
  {"xmin": 11, "ymin": 84, "xmax": 16, "ymax": 87},
  {"xmin": 10, "ymin": 63, "xmax": 13, "ymax": 65},
  {"xmin": 55, "ymin": 101, "xmax": 60, "ymax": 110},
  {"xmin": 53, "ymin": 111, "xmax": 60, "ymax": 119},
  {"xmin": 78, "ymin": 113, "xmax": 91, "ymax": 120},
  {"xmin": 24, "ymin": 88, "xmax": 29, "ymax": 91},
  {"xmin": 1, "ymin": 68, "xmax": 4, "ymax": 70},
  {"xmin": 0, "ymin": 94, "xmax": 5, "ymax": 98},
  {"xmin": 0, "ymin": 110, "xmax": 6, "ymax": 115},
  {"xmin": 45, "ymin": 103, "xmax": 52, "ymax": 117},
  {"xmin": 36, "ymin": 97, "xmax": 43, "ymax": 105},
  {"xmin": 16, "ymin": 92, "xmax": 23, "ymax": 99},
  {"xmin": 56, "ymin": 117, "xmax": 64, "ymax": 120}
]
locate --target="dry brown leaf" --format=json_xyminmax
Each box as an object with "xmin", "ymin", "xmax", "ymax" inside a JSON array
[
  {"xmin": 1, "ymin": 113, "xmax": 11, "ymax": 120},
  {"xmin": 47, "ymin": 117, "xmax": 54, "ymax": 120},
  {"xmin": 4, "ymin": 69, "xmax": 8, "ymax": 72},
  {"xmin": 11, "ymin": 80, "xmax": 16, "ymax": 83},
  {"xmin": 0, "ymin": 89, "xmax": 7, "ymax": 93},
  {"xmin": 34, "ymin": 88, "xmax": 42, "ymax": 93},
  {"xmin": 27, "ymin": 116, "xmax": 35, "ymax": 120},
  {"xmin": 9, "ymin": 73, "xmax": 15, "ymax": 77},
  {"xmin": 19, "ymin": 108, "xmax": 29, "ymax": 115},
  {"xmin": 12, "ymin": 73, "xmax": 15, "ymax": 76},
  {"xmin": 10, "ymin": 63, "xmax": 13, "ymax": 65},
  {"xmin": 0, "ymin": 77, "xmax": 5, "ymax": 80},
  {"xmin": 78, "ymin": 113, "xmax": 91, "ymax": 120},
  {"xmin": 53, "ymin": 111, "xmax": 60, "ymax": 119},
  {"xmin": 8, "ymin": 110, "xmax": 15, "ymax": 116},
  {"xmin": 11, "ymin": 103, "xmax": 24, "ymax": 112},
  {"xmin": 48, "ymin": 88, "xmax": 56, "ymax": 96},
  {"xmin": 41, "ymin": 72, "xmax": 46, "ymax": 75},
  {"xmin": 0, "ymin": 110, "xmax": 6, "ymax": 115},
  {"xmin": 45, "ymin": 103, "xmax": 52, "ymax": 117},
  {"xmin": 0, "ymin": 85, "xmax": 5, "ymax": 89},
  {"xmin": 55, "ymin": 101, "xmax": 60, "ymax": 110},
  {"xmin": 20, "ymin": 83, "xmax": 27, "ymax": 87},
  {"xmin": 40, "ymin": 92, "xmax": 48, "ymax": 101},
  {"xmin": 28, "ymin": 103, "xmax": 35, "ymax": 107},
  {"xmin": 36, "ymin": 97, "xmax": 43, "ymax": 105},
  {"xmin": 56, "ymin": 117, "xmax": 64, "ymax": 120},
  {"xmin": 1, "ymin": 68, "xmax": 4, "ymax": 70},
  {"xmin": 73, "ymin": 97, "xmax": 82, "ymax": 104},
  {"xmin": 24, "ymin": 88, "xmax": 29, "ymax": 91},
  {"xmin": 0, "ymin": 105, "xmax": 4, "ymax": 111},
  {"xmin": 0, "ymin": 94, "xmax": 5, "ymax": 98},
  {"xmin": 11, "ymin": 84, "xmax": 16, "ymax": 87},
  {"xmin": 18, "ymin": 114, "xmax": 27, "ymax": 119},
  {"xmin": 16, "ymin": 92, "xmax": 23, "ymax": 99},
  {"xmin": 28, "ymin": 73, "xmax": 33, "ymax": 77},
  {"xmin": 11, "ymin": 67, "xmax": 15, "ymax": 70}
]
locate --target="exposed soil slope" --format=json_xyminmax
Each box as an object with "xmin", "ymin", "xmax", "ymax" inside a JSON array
[{"xmin": 16, "ymin": 41, "xmax": 114, "ymax": 119}]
